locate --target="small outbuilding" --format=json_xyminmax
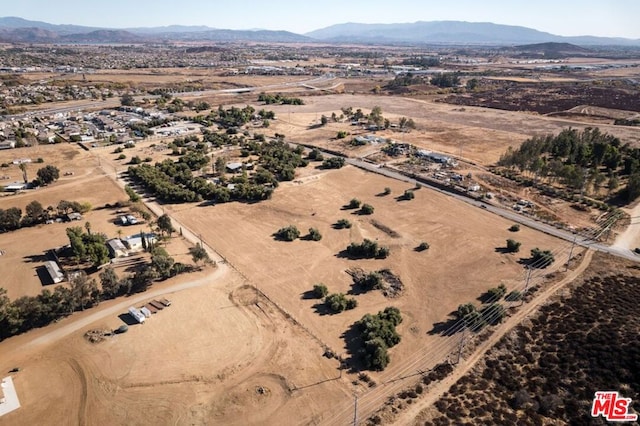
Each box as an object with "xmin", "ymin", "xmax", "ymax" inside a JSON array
[{"xmin": 44, "ymin": 260, "xmax": 64, "ymax": 283}]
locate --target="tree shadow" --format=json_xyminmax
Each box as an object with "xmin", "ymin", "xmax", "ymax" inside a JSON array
[
  {"xmin": 427, "ymin": 311, "xmax": 463, "ymax": 336},
  {"xmin": 340, "ymin": 321, "xmax": 368, "ymax": 373},
  {"xmin": 300, "ymin": 290, "xmax": 319, "ymax": 300},
  {"xmin": 375, "ymin": 191, "xmax": 391, "ymax": 197},
  {"xmin": 312, "ymin": 302, "xmax": 337, "ymax": 316},
  {"xmin": 347, "ymin": 282, "xmax": 371, "ymax": 296},
  {"xmin": 495, "ymin": 247, "xmax": 511, "ymax": 254},
  {"xmin": 23, "ymin": 253, "xmax": 51, "ymax": 263}
]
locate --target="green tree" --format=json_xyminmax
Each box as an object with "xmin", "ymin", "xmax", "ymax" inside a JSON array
[
  {"xmin": 312, "ymin": 283, "xmax": 328, "ymax": 299},
  {"xmin": 307, "ymin": 227, "xmax": 322, "ymax": 241},
  {"xmin": 189, "ymin": 243, "xmax": 210, "ymax": 266},
  {"xmin": 120, "ymin": 93, "xmax": 135, "ymax": 106},
  {"xmin": 70, "ymin": 271, "xmax": 99, "ymax": 311},
  {"xmin": 274, "ymin": 225, "xmax": 300, "ymax": 241},
  {"xmin": 157, "ymin": 214, "xmax": 175, "ymax": 237},
  {"xmin": 36, "ymin": 165, "xmax": 60, "ymax": 185},
  {"xmin": 530, "ymin": 248, "xmax": 555, "ymax": 268},
  {"xmin": 25, "ymin": 200, "xmax": 44, "ymax": 221},
  {"xmin": 360, "ymin": 203, "xmax": 375, "ymax": 215},
  {"xmin": 99, "ymin": 267, "xmax": 121, "ymax": 299},
  {"xmin": 505, "ymin": 239, "xmax": 521, "ymax": 253},
  {"xmin": 151, "ymin": 247, "xmax": 175, "ymax": 279},
  {"xmin": 334, "ymin": 219, "xmax": 352, "ymax": 229}
]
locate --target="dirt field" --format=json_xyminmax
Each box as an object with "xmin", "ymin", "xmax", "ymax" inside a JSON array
[
  {"xmin": 0, "ymin": 266, "xmax": 350, "ymax": 425},
  {"xmin": 260, "ymin": 93, "xmax": 640, "ymax": 165}
]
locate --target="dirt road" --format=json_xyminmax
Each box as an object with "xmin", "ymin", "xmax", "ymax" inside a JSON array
[{"xmin": 390, "ymin": 249, "xmax": 595, "ymax": 426}]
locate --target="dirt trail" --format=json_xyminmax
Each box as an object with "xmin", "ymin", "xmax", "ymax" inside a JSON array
[
  {"xmin": 391, "ymin": 249, "xmax": 595, "ymax": 426},
  {"xmin": 612, "ymin": 201, "xmax": 640, "ymax": 251}
]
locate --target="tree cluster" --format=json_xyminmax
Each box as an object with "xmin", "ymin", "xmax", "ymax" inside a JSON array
[
  {"xmin": 354, "ymin": 307, "xmax": 402, "ymax": 371},
  {"xmin": 257, "ymin": 93, "xmax": 304, "ymax": 105},
  {"xmin": 498, "ymin": 127, "xmax": 640, "ymax": 202},
  {"xmin": 345, "ymin": 239, "xmax": 390, "ymax": 259},
  {"xmin": 430, "ymin": 73, "xmax": 461, "ymax": 88},
  {"xmin": 529, "ymin": 248, "xmax": 555, "ymax": 268},
  {"xmin": 322, "ymin": 157, "xmax": 346, "ymax": 169}
]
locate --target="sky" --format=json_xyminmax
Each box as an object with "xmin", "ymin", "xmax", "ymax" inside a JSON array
[{"xmin": 2, "ymin": 0, "xmax": 639, "ymax": 39}]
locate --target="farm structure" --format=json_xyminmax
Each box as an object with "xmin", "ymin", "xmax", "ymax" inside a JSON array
[
  {"xmin": 107, "ymin": 239, "xmax": 128, "ymax": 258},
  {"xmin": 44, "ymin": 260, "xmax": 64, "ymax": 284}
]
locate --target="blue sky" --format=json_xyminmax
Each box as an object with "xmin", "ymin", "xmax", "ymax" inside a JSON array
[{"xmin": 3, "ymin": 0, "xmax": 639, "ymax": 38}]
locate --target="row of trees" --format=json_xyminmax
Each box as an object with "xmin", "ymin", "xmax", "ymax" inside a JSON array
[
  {"xmin": 0, "ymin": 199, "xmax": 89, "ymax": 233},
  {"xmin": 345, "ymin": 239, "xmax": 390, "ymax": 259},
  {"xmin": 257, "ymin": 93, "xmax": 304, "ymax": 105}
]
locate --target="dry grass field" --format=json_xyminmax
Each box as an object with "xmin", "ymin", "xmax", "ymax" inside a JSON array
[
  {"xmin": 3, "ymin": 82, "xmax": 635, "ymax": 425},
  {"xmin": 259, "ymin": 93, "xmax": 640, "ymax": 165}
]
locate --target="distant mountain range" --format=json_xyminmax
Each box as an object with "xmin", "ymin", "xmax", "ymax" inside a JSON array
[{"xmin": 0, "ymin": 16, "xmax": 638, "ymax": 46}]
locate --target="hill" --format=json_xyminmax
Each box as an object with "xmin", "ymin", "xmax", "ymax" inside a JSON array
[{"xmin": 305, "ymin": 21, "xmax": 640, "ymax": 46}]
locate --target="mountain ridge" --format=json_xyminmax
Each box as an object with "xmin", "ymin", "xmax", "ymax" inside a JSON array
[{"xmin": 0, "ymin": 17, "xmax": 637, "ymax": 46}]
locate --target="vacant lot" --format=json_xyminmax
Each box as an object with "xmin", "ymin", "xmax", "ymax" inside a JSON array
[
  {"xmin": 171, "ymin": 165, "xmax": 568, "ymax": 379},
  {"xmin": 261, "ymin": 93, "xmax": 640, "ymax": 165},
  {"xmin": 0, "ymin": 266, "xmax": 350, "ymax": 425}
]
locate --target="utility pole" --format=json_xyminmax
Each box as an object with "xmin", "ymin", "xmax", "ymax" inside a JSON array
[
  {"xmin": 566, "ymin": 236, "xmax": 577, "ymax": 272},
  {"xmin": 521, "ymin": 266, "xmax": 532, "ymax": 306},
  {"xmin": 456, "ymin": 327, "xmax": 466, "ymax": 364},
  {"xmin": 352, "ymin": 394, "xmax": 358, "ymax": 426}
]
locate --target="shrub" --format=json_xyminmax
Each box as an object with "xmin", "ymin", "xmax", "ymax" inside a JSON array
[
  {"xmin": 505, "ymin": 290, "xmax": 522, "ymax": 301},
  {"xmin": 360, "ymin": 203, "xmax": 375, "ymax": 215},
  {"xmin": 354, "ymin": 272, "xmax": 383, "ymax": 291},
  {"xmin": 509, "ymin": 224, "xmax": 520, "ymax": 232},
  {"xmin": 336, "ymin": 131, "xmax": 349, "ymax": 139},
  {"xmin": 322, "ymin": 157, "xmax": 345, "ymax": 169},
  {"xmin": 335, "ymin": 219, "xmax": 352, "ymax": 229},
  {"xmin": 114, "ymin": 146, "xmax": 124, "ymax": 153},
  {"xmin": 487, "ymin": 284, "xmax": 507, "ymax": 300},
  {"xmin": 325, "ymin": 293, "xmax": 357, "ymax": 313},
  {"xmin": 403, "ymin": 190, "xmax": 415, "ymax": 200},
  {"xmin": 417, "ymin": 242, "xmax": 430, "ymax": 251},
  {"xmin": 312, "ymin": 283, "xmax": 328, "ymax": 299},
  {"xmin": 308, "ymin": 227, "xmax": 322, "ymax": 241},
  {"xmin": 117, "ymin": 154, "xmax": 126, "ymax": 160},
  {"xmin": 506, "ymin": 239, "xmax": 521, "ymax": 253},
  {"xmin": 383, "ymin": 187, "xmax": 391, "ymax": 195},
  {"xmin": 530, "ymin": 248, "xmax": 554, "ymax": 268},
  {"xmin": 274, "ymin": 225, "xmax": 300, "ymax": 241},
  {"xmin": 347, "ymin": 198, "xmax": 361, "ymax": 209}
]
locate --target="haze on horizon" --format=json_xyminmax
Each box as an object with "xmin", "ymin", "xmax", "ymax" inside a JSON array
[{"xmin": 2, "ymin": 0, "xmax": 639, "ymax": 39}]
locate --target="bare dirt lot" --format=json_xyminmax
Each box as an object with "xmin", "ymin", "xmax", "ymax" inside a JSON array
[{"xmin": 0, "ymin": 266, "xmax": 351, "ymax": 425}]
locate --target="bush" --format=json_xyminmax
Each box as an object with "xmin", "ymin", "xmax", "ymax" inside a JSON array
[
  {"xmin": 325, "ymin": 293, "xmax": 357, "ymax": 313},
  {"xmin": 506, "ymin": 239, "xmax": 521, "ymax": 253},
  {"xmin": 486, "ymin": 284, "xmax": 507, "ymax": 300},
  {"xmin": 360, "ymin": 203, "xmax": 374, "ymax": 215},
  {"xmin": 505, "ymin": 290, "xmax": 522, "ymax": 301},
  {"xmin": 312, "ymin": 283, "xmax": 328, "ymax": 299},
  {"xmin": 274, "ymin": 225, "xmax": 300, "ymax": 241},
  {"xmin": 114, "ymin": 146, "xmax": 124, "ymax": 153},
  {"xmin": 530, "ymin": 248, "xmax": 554, "ymax": 268},
  {"xmin": 509, "ymin": 224, "xmax": 520, "ymax": 232},
  {"xmin": 308, "ymin": 227, "xmax": 322, "ymax": 241},
  {"xmin": 416, "ymin": 242, "xmax": 430, "ymax": 251},
  {"xmin": 335, "ymin": 219, "xmax": 352, "ymax": 229},
  {"xmin": 383, "ymin": 187, "xmax": 391, "ymax": 195},
  {"xmin": 347, "ymin": 198, "xmax": 361, "ymax": 209},
  {"xmin": 322, "ymin": 157, "xmax": 345, "ymax": 169},
  {"xmin": 117, "ymin": 154, "xmax": 126, "ymax": 160}
]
